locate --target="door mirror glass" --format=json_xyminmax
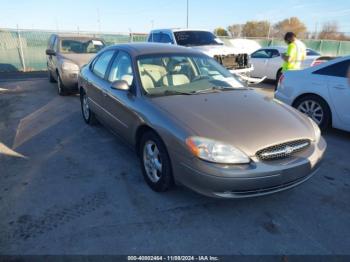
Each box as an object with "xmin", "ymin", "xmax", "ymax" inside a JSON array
[
  {"xmin": 111, "ymin": 80, "xmax": 130, "ymax": 91},
  {"xmin": 46, "ymin": 49, "xmax": 56, "ymax": 56}
]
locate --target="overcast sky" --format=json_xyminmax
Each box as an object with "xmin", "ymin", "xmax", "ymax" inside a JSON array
[{"xmin": 0, "ymin": 0, "xmax": 349, "ymax": 33}]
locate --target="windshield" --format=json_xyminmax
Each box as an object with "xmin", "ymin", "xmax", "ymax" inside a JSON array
[
  {"xmin": 174, "ymin": 31, "xmax": 223, "ymax": 46},
  {"xmin": 59, "ymin": 39, "xmax": 105, "ymax": 54},
  {"xmin": 137, "ymin": 54, "xmax": 245, "ymax": 96}
]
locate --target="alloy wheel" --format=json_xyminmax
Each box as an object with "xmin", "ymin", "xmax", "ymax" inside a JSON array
[
  {"xmin": 82, "ymin": 94, "xmax": 90, "ymax": 120},
  {"xmin": 297, "ymin": 100, "xmax": 324, "ymax": 125},
  {"xmin": 143, "ymin": 141, "xmax": 163, "ymax": 183},
  {"xmin": 57, "ymin": 76, "xmax": 62, "ymax": 94}
]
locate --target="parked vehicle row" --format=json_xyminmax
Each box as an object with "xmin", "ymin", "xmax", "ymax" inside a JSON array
[{"xmin": 44, "ymin": 32, "xmax": 350, "ymax": 198}]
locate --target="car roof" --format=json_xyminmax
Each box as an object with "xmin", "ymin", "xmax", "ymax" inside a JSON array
[
  {"xmin": 150, "ymin": 28, "xmax": 211, "ymax": 33},
  {"xmin": 52, "ymin": 33, "xmax": 103, "ymax": 39},
  {"xmin": 104, "ymin": 43, "xmax": 204, "ymax": 56}
]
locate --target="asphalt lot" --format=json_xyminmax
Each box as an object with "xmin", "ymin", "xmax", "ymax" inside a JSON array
[{"xmin": 0, "ymin": 74, "xmax": 350, "ymax": 255}]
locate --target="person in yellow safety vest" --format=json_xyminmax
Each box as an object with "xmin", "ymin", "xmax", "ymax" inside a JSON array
[{"xmin": 281, "ymin": 32, "xmax": 307, "ymax": 72}]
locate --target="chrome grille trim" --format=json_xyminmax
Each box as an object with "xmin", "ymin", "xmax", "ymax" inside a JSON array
[{"xmin": 256, "ymin": 139, "xmax": 311, "ymax": 161}]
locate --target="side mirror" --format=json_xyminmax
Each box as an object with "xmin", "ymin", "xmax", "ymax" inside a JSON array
[
  {"xmin": 46, "ymin": 49, "xmax": 56, "ymax": 56},
  {"xmin": 111, "ymin": 80, "xmax": 130, "ymax": 91}
]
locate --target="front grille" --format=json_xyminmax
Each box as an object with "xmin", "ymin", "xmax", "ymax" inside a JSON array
[
  {"xmin": 214, "ymin": 54, "xmax": 249, "ymax": 70},
  {"xmin": 256, "ymin": 139, "xmax": 311, "ymax": 161}
]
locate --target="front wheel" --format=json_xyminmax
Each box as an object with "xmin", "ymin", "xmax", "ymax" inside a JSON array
[
  {"xmin": 139, "ymin": 131, "xmax": 174, "ymax": 192},
  {"xmin": 57, "ymin": 75, "xmax": 67, "ymax": 96},
  {"xmin": 48, "ymin": 69, "xmax": 56, "ymax": 83},
  {"xmin": 294, "ymin": 95, "xmax": 331, "ymax": 130}
]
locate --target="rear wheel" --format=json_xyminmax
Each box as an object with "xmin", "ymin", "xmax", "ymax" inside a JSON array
[
  {"xmin": 275, "ymin": 69, "xmax": 283, "ymax": 90},
  {"xmin": 294, "ymin": 95, "xmax": 331, "ymax": 130},
  {"xmin": 80, "ymin": 90, "xmax": 97, "ymax": 125},
  {"xmin": 139, "ymin": 131, "xmax": 174, "ymax": 192}
]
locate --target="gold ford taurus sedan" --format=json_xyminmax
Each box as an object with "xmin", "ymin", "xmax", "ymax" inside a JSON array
[{"xmin": 78, "ymin": 43, "xmax": 326, "ymax": 198}]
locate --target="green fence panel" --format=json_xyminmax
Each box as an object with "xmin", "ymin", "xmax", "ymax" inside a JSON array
[
  {"xmin": 0, "ymin": 31, "xmax": 23, "ymax": 71},
  {"xmin": 1, "ymin": 29, "xmax": 349, "ymax": 73}
]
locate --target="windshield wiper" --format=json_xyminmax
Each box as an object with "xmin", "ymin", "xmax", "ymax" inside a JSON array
[
  {"xmin": 191, "ymin": 86, "xmax": 246, "ymax": 94},
  {"xmin": 162, "ymin": 90, "xmax": 193, "ymax": 96}
]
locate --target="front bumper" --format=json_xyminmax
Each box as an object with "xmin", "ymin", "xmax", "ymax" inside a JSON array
[
  {"xmin": 60, "ymin": 70, "xmax": 79, "ymax": 90},
  {"xmin": 172, "ymin": 137, "xmax": 326, "ymax": 198}
]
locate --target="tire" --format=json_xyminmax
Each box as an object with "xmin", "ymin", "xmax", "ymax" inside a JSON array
[
  {"xmin": 48, "ymin": 69, "xmax": 56, "ymax": 83},
  {"xmin": 294, "ymin": 95, "xmax": 331, "ymax": 130},
  {"xmin": 80, "ymin": 90, "xmax": 97, "ymax": 125},
  {"xmin": 139, "ymin": 131, "xmax": 174, "ymax": 192},
  {"xmin": 275, "ymin": 69, "xmax": 283, "ymax": 90},
  {"xmin": 57, "ymin": 75, "xmax": 67, "ymax": 96}
]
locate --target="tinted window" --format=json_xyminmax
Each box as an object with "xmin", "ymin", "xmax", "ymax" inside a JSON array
[
  {"xmin": 271, "ymin": 49, "xmax": 280, "ymax": 58},
  {"xmin": 159, "ymin": 33, "xmax": 173, "ymax": 44},
  {"xmin": 174, "ymin": 31, "xmax": 223, "ymax": 46},
  {"xmin": 251, "ymin": 49, "xmax": 272, "ymax": 59},
  {"xmin": 92, "ymin": 50, "xmax": 115, "ymax": 78},
  {"xmin": 314, "ymin": 60, "xmax": 350, "ymax": 78},
  {"xmin": 149, "ymin": 33, "xmax": 161, "ymax": 42},
  {"xmin": 108, "ymin": 51, "xmax": 134, "ymax": 85}
]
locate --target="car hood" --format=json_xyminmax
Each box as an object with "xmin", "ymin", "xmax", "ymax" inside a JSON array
[
  {"xmin": 152, "ymin": 90, "xmax": 315, "ymax": 156},
  {"xmin": 190, "ymin": 45, "xmax": 245, "ymax": 57},
  {"xmin": 58, "ymin": 53, "xmax": 96, "ymax": 68}
]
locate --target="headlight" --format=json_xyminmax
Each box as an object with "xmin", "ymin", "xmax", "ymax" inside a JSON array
[
  {"xmin": 186, "ymin": 136, "xmax": 250, "ymax": 164},
  {"xmin": 62, "ymin": 62, "xmax": 79, "ymax": 71},
  {"xmin": 309, "ymin": 118, "xmax": 321, "ymax": 142}
]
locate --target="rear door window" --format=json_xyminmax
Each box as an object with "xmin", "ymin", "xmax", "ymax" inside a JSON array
[
  {"xmin": 92, "ymin": 50, "xmax": 115, "ymax": 78},
  {"xmin": 313, "ymin": 60, "xmax": 350, "ymax": 78},
  {"xmin": 251, "ymin": 49, "xmax": 272, "ymax": 59}
]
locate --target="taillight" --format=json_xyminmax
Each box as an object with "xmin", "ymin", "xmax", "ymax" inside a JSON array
[{"xmin": 311, "ymin": 60, "xmax": 324, "ymax": 67}]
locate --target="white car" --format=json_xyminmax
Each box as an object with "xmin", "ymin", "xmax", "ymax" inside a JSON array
[
  {"xmin": 275, "ymin": 56, "xmax": 350, "ymax": 132},
  {"xmin": 250, "ymin": 46, "xmax": 328, "ymax": 81},
  {"xmin": 147, "ymin": 29, "xmax": 252, "ymax": 74}
]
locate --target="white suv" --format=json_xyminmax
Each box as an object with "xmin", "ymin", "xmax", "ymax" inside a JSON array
[{"xmin": 147, "ymin": 29, "xmax": 252, "ymax": 74}]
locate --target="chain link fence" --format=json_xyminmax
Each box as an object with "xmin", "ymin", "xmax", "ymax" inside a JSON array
[
  {"xmin": 1, "ymin": 28, "xmax": 350, "ymax": 72},
  {"xmin": 0, "ymin": 28, "xmax": 148, "ymax": 72}
]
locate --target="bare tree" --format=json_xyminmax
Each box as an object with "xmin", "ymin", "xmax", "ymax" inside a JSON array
[
  {"xmin": 273, "ymin": 17, "xmax": 307, "ymax": 38},
  {"xmin": 227, "ymin": 24, "xmax": 242, "ymax": 37},
  {"xmin": 241, "ymin": 21, "xmax": 271, "ymax": 38},
  {"xmin": 318, "ymin": 21, "xmax": 349, "ymax": 40}
]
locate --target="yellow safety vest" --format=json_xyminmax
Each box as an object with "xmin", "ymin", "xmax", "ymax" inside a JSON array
[{"xmin": 282, "ymin": 39, "xmax": 306, "ymax": 72}]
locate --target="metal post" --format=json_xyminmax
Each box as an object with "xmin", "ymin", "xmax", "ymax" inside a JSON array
[
  {"xmin": 337, "ymin": 41, "xmax": 341, "ymax": 57},
  {"xmin": 186, "ymin": 0, "xmax": 189, "ymax": 28},
  {"xmin": 16, "ymin": 25, "xmax": 26, "ymax": 72}
]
